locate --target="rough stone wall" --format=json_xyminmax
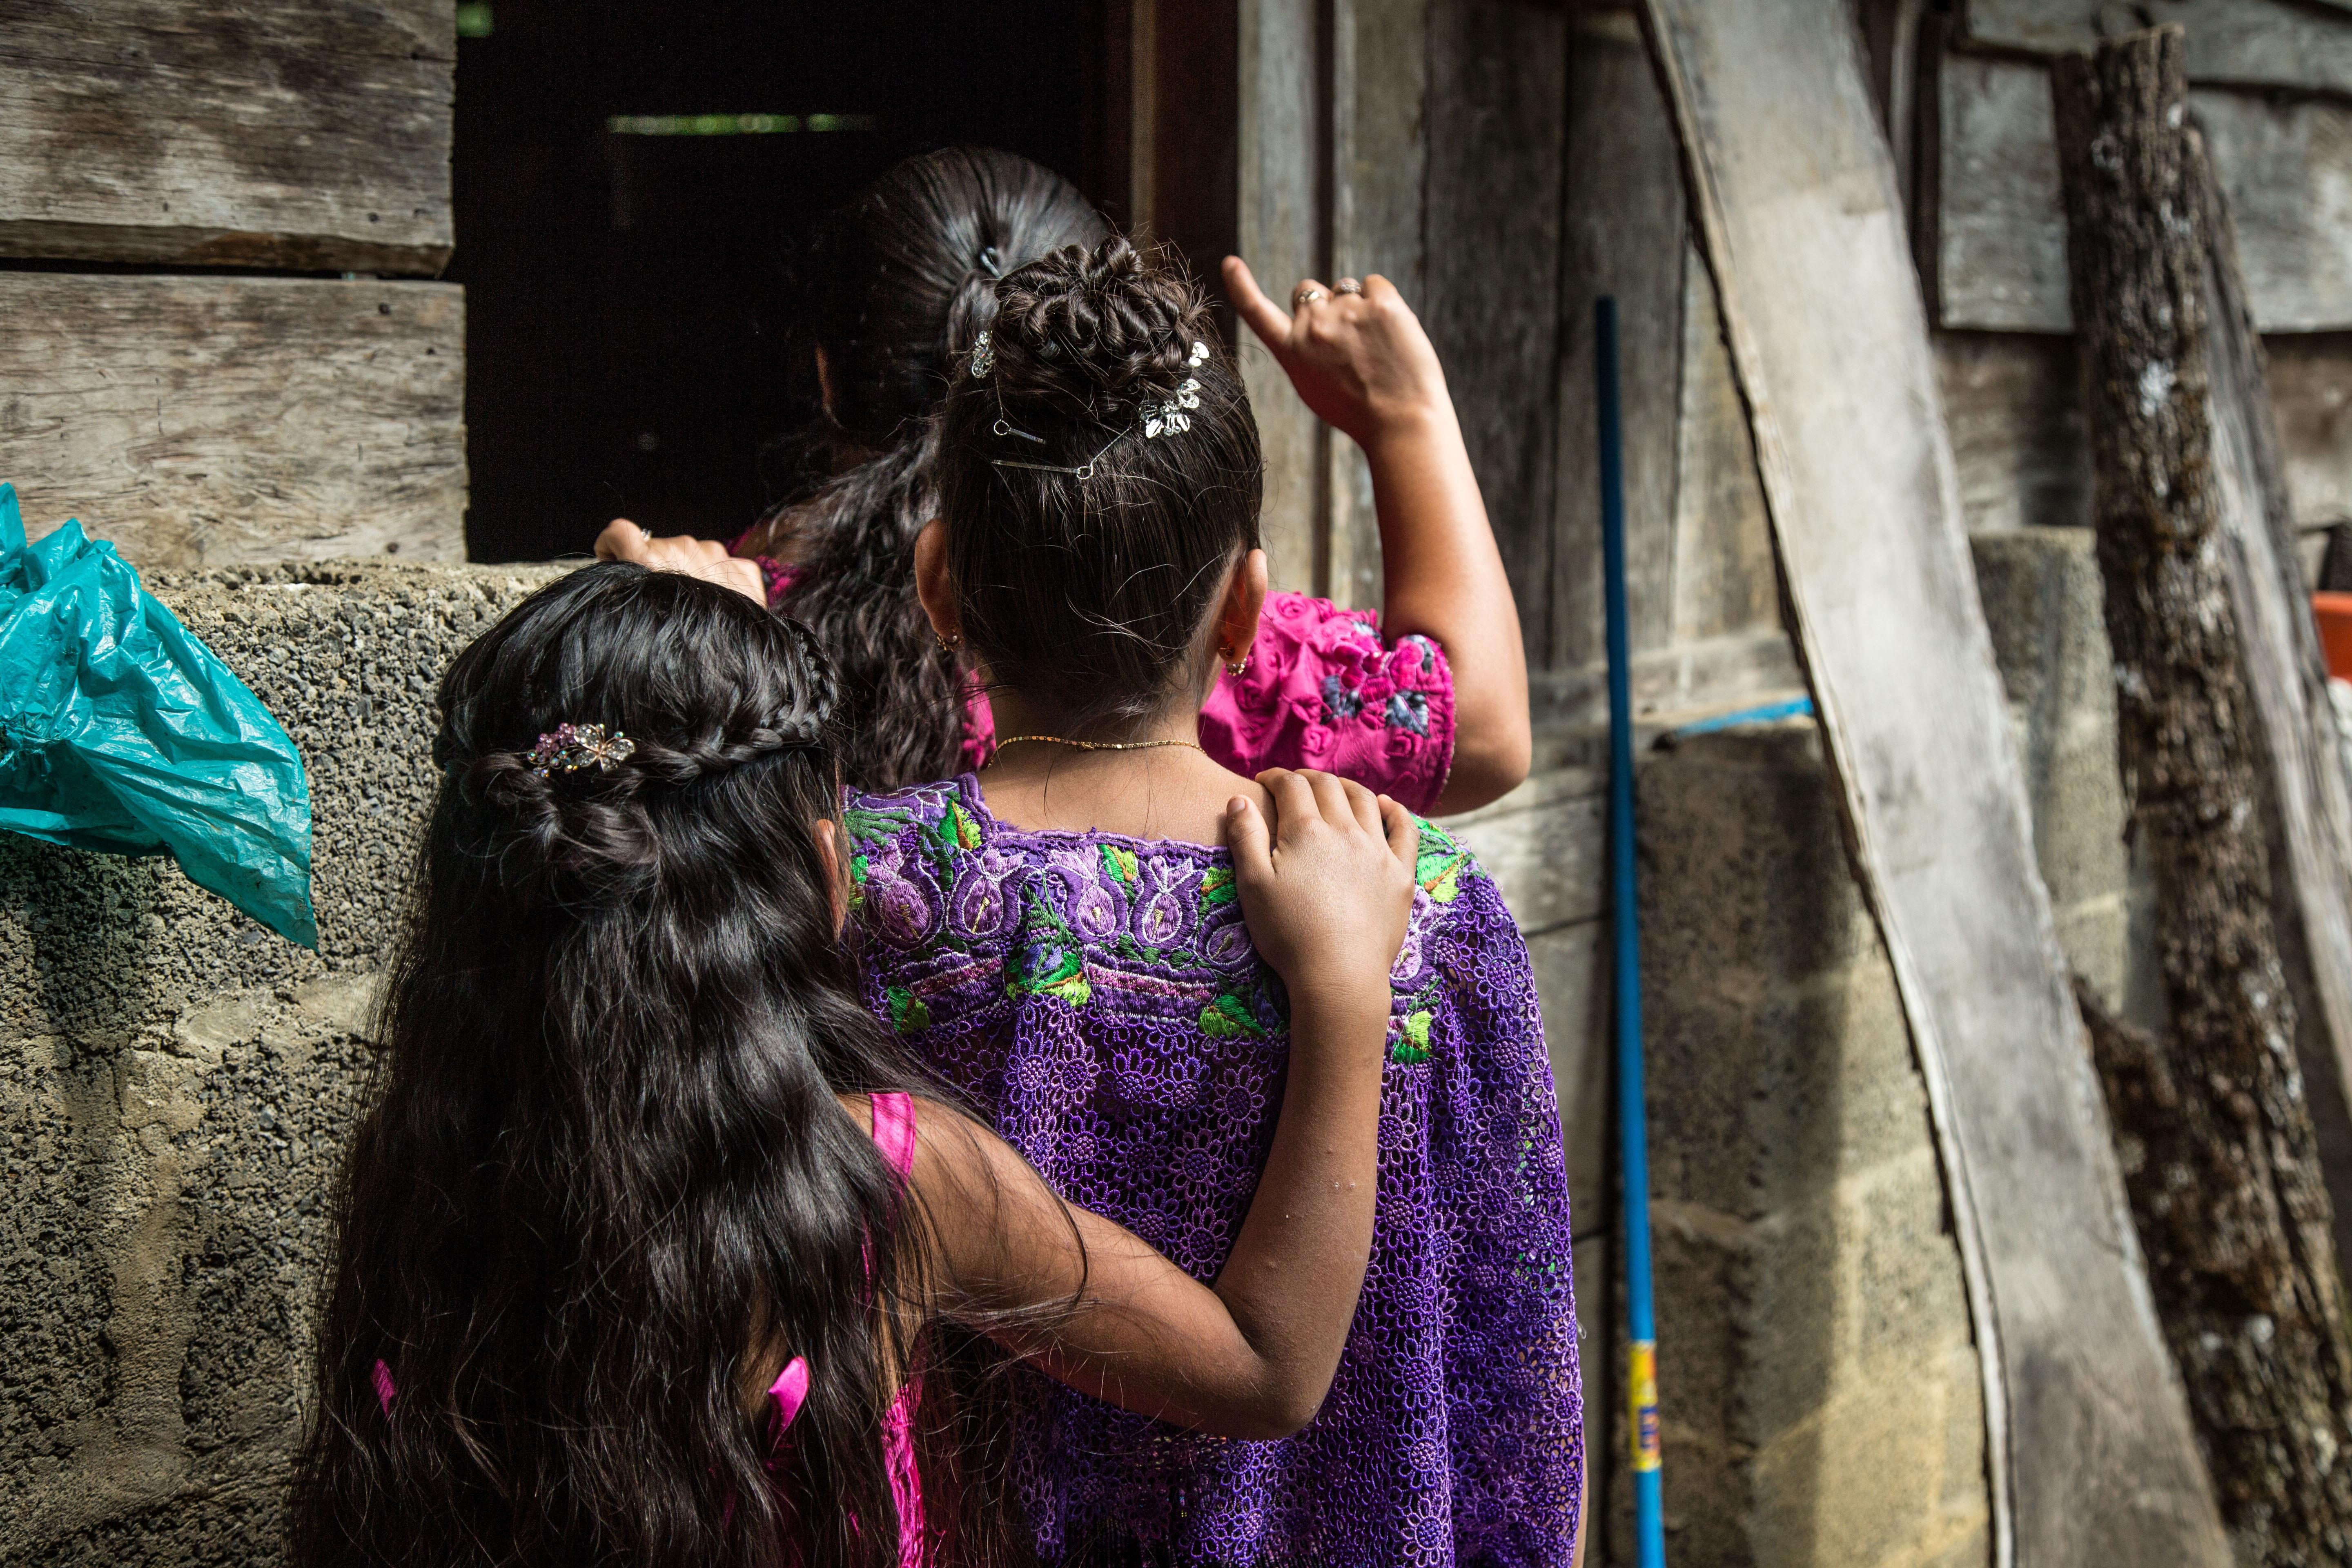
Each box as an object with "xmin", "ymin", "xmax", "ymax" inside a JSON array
[
  {"xmin": 1619, "ymin": 720, "xmax": 1992, "ymax": 1568},
  {"xmin": 3, "ymin": 561, "xmax": 562, "ymax": 1564}
]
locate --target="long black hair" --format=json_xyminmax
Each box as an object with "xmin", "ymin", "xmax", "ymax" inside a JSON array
[
  {"xmin": 936, "ymin": 237, "xmax": 1263, "ymax": 735},
  {"xmin": 290, "ymin": 564, "xmax": 962, "ymax": 1567},
  {"xmin": 757, "ymin": 147, "xmax": 1110, "ymax": 788}
]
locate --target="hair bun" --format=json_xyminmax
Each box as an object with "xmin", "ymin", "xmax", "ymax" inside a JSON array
[{"xmin": 988, "ymin": 237, "xmax": 1210, "ymax": 412}]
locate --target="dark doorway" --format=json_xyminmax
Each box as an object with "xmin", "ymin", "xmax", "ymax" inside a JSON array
[{"xmin": 450, "ymin": 1, "xmax": 1109, "ymax": 563}]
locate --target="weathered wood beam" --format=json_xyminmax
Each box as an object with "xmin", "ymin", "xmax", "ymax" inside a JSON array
[
  {"xmin": 1936, "ymin": 55, "xmax": 2352, "ymax": 333},
  {"xmin": 0, "ymin": 0, "xmax": 454, "ymax": 275},
  {"xmin": 1638, "ymin": 0, "xmax": 2232, "ymax": 1560},
  {"xmin": 2198, "ymin": 124, "xmax": 2352, "ymax": 1293},
  {"xmin": 1967, "ymin": 0, "xmax": 2352, "ymax": 98},
  {"xmin": 2051, "ymin": 27, "xmax": 2352, "ymax": 1561},
  {"xmin": 0, "ymin": 276, "xmax": 465, "ymax": 568}
]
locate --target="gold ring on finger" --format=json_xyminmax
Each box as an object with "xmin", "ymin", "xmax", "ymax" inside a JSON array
[{"xmin": 1294, "ymin": 287, "xmax": 1328, "ymax": 307}]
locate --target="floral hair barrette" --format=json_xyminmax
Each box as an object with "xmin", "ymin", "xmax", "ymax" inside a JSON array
[
  {"xmin": 526, "ymin": 722, "xmax": 635, "ymax": 778},
  {"xmin": 1144, "ymin": 340, "xmax": 1211, "ymax": 439}
]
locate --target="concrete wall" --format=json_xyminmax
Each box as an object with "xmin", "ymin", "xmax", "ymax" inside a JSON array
[
  {"xmin": 1610, "ymin": 721, "xmax": 1991, "ymax": 1568},
  {"xmin": 3, "ymin": 561, "xmax": 559, "ymax": 1564}
]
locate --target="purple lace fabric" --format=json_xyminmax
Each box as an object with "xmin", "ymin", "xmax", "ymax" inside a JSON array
[{"xmin": 844, "ymin": 777, "xmax": 1582, "ymax": 1566}]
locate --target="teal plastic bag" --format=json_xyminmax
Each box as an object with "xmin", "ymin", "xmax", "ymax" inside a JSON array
[{"xmin": 0, "ymin": 484, "xmax": 316, "ymax": 947}]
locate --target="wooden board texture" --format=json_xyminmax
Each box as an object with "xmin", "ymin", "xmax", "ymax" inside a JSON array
[
  {"xmin": 1423, "ymin": 0, "xmax": 1568, "ymax": 659},
  {"xmin": 1639, "ymin": 2, "xmax": 2232, "ymax": 1563},
  {"xmin": 2199, "ymin": 160, "xmax": 2352, "ymax": 1278},
  {"xmin": 1964, "ymin": 0, "xmax": 2352, "ymax": 96},
  {"xmin": 0, "ymin": 275, "xmax": 464, "ymax": 568},
  {"xmin": 1938, "ymin": 55, "xmax": 2352, "ymax": 332},
  {"xmin": 0, "ymin": 0, "xmax": 453, "ymax": 274},
  {"xmin": 1938, "ymin": 327, "xmax": 2352, "ymax": 533},
  {"xmin": 1552, "ymin": 6, "xmax": 1686, "ymax": 672},
  {"xmin": 1935, "ymin": 332, "xmax": 2092, "ymax": 532},
  {"xmin": 1325, "ymin": 0, "xmax": 1430, "ymax": 612},
  {"xmin": 1238, "ymin": 0, "xmax": 1325, "ymax": 596}
]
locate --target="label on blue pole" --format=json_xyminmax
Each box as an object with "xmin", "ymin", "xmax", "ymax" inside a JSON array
[{"xmin": 1629, "ymin": 1339, "xmax": 1662, "ymax": 1472}]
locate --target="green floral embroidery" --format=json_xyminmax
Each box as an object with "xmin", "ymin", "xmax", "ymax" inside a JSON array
[
  {"xmin": 1200, "ymin": 865, "xmax": 1237, "ymax": 908},
  {"xmin": 844, "ymin": 804, "xmax": 912, "ymax": 853},
  {"xmin": 1414, "ymin": 820, "xmax": 1470, "ymax": 904},
  {"xmin": 1200, "ymin": 993, "xmax": 1267, "ymax": 1039},
  {"xmin": 1391, "ymin": 1009, "xmax": 1435, "ymax": 1065},
  {"xmin": 924, "ymin": 799, "xmax": 983, "ymax": 866},
  {"xmin": 1007, "ymin": 891, "xmax": 1092, "ymax": 1008},
  {"xmin": 1101, "ymin": 844, "xmax": 1140, "ymax": 884},
  {"xmin": 886, "ymin": 984, "xmax": 932, "ymax": 1034}
]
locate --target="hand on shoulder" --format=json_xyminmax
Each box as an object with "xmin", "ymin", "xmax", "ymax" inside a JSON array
[
  {"xmin": 594, "ymin": 519, "xmax": 769, "ymax": 605},
  {"xmin": 1224, "ymin": 768, "xmax": 1418, "ymax": 1022}
]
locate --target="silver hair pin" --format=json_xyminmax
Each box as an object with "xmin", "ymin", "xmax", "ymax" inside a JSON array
[{"xmin": 992, "ymin": 428, "xmax": 1126, "ymax": 482}]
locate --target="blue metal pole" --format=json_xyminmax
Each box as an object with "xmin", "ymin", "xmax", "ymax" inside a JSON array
[{"xmin": 1597, "ymin": 295, "xmax": 1666, "ymax": 1568}]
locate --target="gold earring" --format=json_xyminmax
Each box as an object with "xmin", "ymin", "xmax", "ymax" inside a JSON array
[
  {"xmin": 1223, "ymin": 648, "xmax": 1249, "ymax": 678},
  {"xmin": 937, "ymin": 630, "xmax": 962, "ymax": 655}
]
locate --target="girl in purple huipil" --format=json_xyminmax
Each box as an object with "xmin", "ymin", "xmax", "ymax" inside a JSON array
[{"xmin": 845, "ymin": 237, "xmax": 1582, "ymax": 1566}]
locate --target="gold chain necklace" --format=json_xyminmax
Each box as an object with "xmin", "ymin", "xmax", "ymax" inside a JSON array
[{"xmin": 993, "ymin": 734, "xmax": 1203, "ymax": 754}]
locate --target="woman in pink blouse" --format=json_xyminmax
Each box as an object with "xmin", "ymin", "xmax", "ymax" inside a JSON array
[{"xmin": 598, "ymin": 147, "xmax": 1528, "ymax": 816}]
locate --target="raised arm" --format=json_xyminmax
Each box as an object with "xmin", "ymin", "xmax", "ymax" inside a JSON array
[
  {"xmin": 1224, "ymin": 256, "xmax": 1532, "ymax": 814},
  {"xmin": 910, "ymin": 770, "xmax": 1414, "ymax": 1439}
]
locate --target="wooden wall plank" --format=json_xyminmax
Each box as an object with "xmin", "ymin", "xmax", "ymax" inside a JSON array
[
  {"xmin": 1938, "ymin": 56, "xmax": 2352, "ymax": 332},
  {"xmin": 2267, "ymin": 334, "xmax": 2352, "ymax": 525},
  {"xmin": 1669, "ymin": 241, "xmax": 1778, "ymax": 644},
  {"xmin": 1423, "ymin": 0, "xmax": 1569, "ymax": 663},
  {"xmin": 1935, "ymin": 331, "xmax": 2092, "ymax": 532},
  {"xmin": 0, "ymin": 0, "xmax": 454, "ymax": 274},
  {"xmin": 1238, "ymin": 0, "xmax": 1327, "ymax": 596},
  {"xmin": 1640, "ymin": 1, "xmax": 2233, "ymax": 1561},
  {"xmin": 1550, "ymin": 5, "xmax": 1682, "ymax": 672},
  {"xmin": 1325, "ymin": 0, "xmax": 1430, "ymax": 612},
  {"xmin": 1939, "ymin": 328, "xmax": 2352, "ymax": 534},
  {"xmin": 0, "ymin": 276, "xmax": 464, "ymax": 568},
  {"xmin": 1964, "ymin": 0, "xmax": 2352, "ymax": 96}
]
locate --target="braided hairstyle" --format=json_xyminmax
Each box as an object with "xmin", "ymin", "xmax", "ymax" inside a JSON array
[
  {"xmin": 291, "ymin": 564, "xmax": 976, "ymax": 1568},
  {"xmin": 758, "ymin": 147, "xmax": 1111, "ymax": 788},
  {"xmin": 935, "ymin": 236, "xmax": 1263, "ymax": 736}
]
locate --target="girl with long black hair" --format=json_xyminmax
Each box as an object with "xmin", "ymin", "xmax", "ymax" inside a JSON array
[
  {"xmin": 599, "ymin": 146, "xmax": 1529, "ymax": 814},
  {"xmin": 288, "ymin": 561, "xmax": 1419, "ymax": 1568}
]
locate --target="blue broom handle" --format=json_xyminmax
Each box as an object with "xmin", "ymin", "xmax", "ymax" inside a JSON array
[{"xmin": 1598, "ymin": 295, "xmax": 1666, "ymax": 1568}]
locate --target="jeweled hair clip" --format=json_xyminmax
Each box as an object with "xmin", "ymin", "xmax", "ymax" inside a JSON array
[
  {"xmin": 969, "ymin": 330, "xmax": 995, "ymax": 379},
  {"xmin": 526, "ymin": 722, "xmax": 636, "ymax": 778},
  {"xmin": 1144, "ymin": 341, "xmax": 1211, "ymax": 440}
]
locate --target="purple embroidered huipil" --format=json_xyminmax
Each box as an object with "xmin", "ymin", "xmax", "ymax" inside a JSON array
[{"xmin": 844, "ymin": 776, "xmax": 1582, "ymax": 1567}]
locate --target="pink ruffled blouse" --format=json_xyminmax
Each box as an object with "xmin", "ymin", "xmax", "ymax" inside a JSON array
[{"xmin": 748, "ymin": 556, "xmax": 1457, "ymax": 813}]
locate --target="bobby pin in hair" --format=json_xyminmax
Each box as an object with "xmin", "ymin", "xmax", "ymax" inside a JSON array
[{"xmin": 991, "ymin": 427, "xmax": 1128, "ymax": 482}]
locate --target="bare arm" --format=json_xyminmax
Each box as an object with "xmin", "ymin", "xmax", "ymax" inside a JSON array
[
  {"xmin": 1225, "ymin": 256, "xmax": 1532, "ymax": 813},
  {"xmin": 910, "ymin": 770, "xmax": 1415, "ymax": 1439}
]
